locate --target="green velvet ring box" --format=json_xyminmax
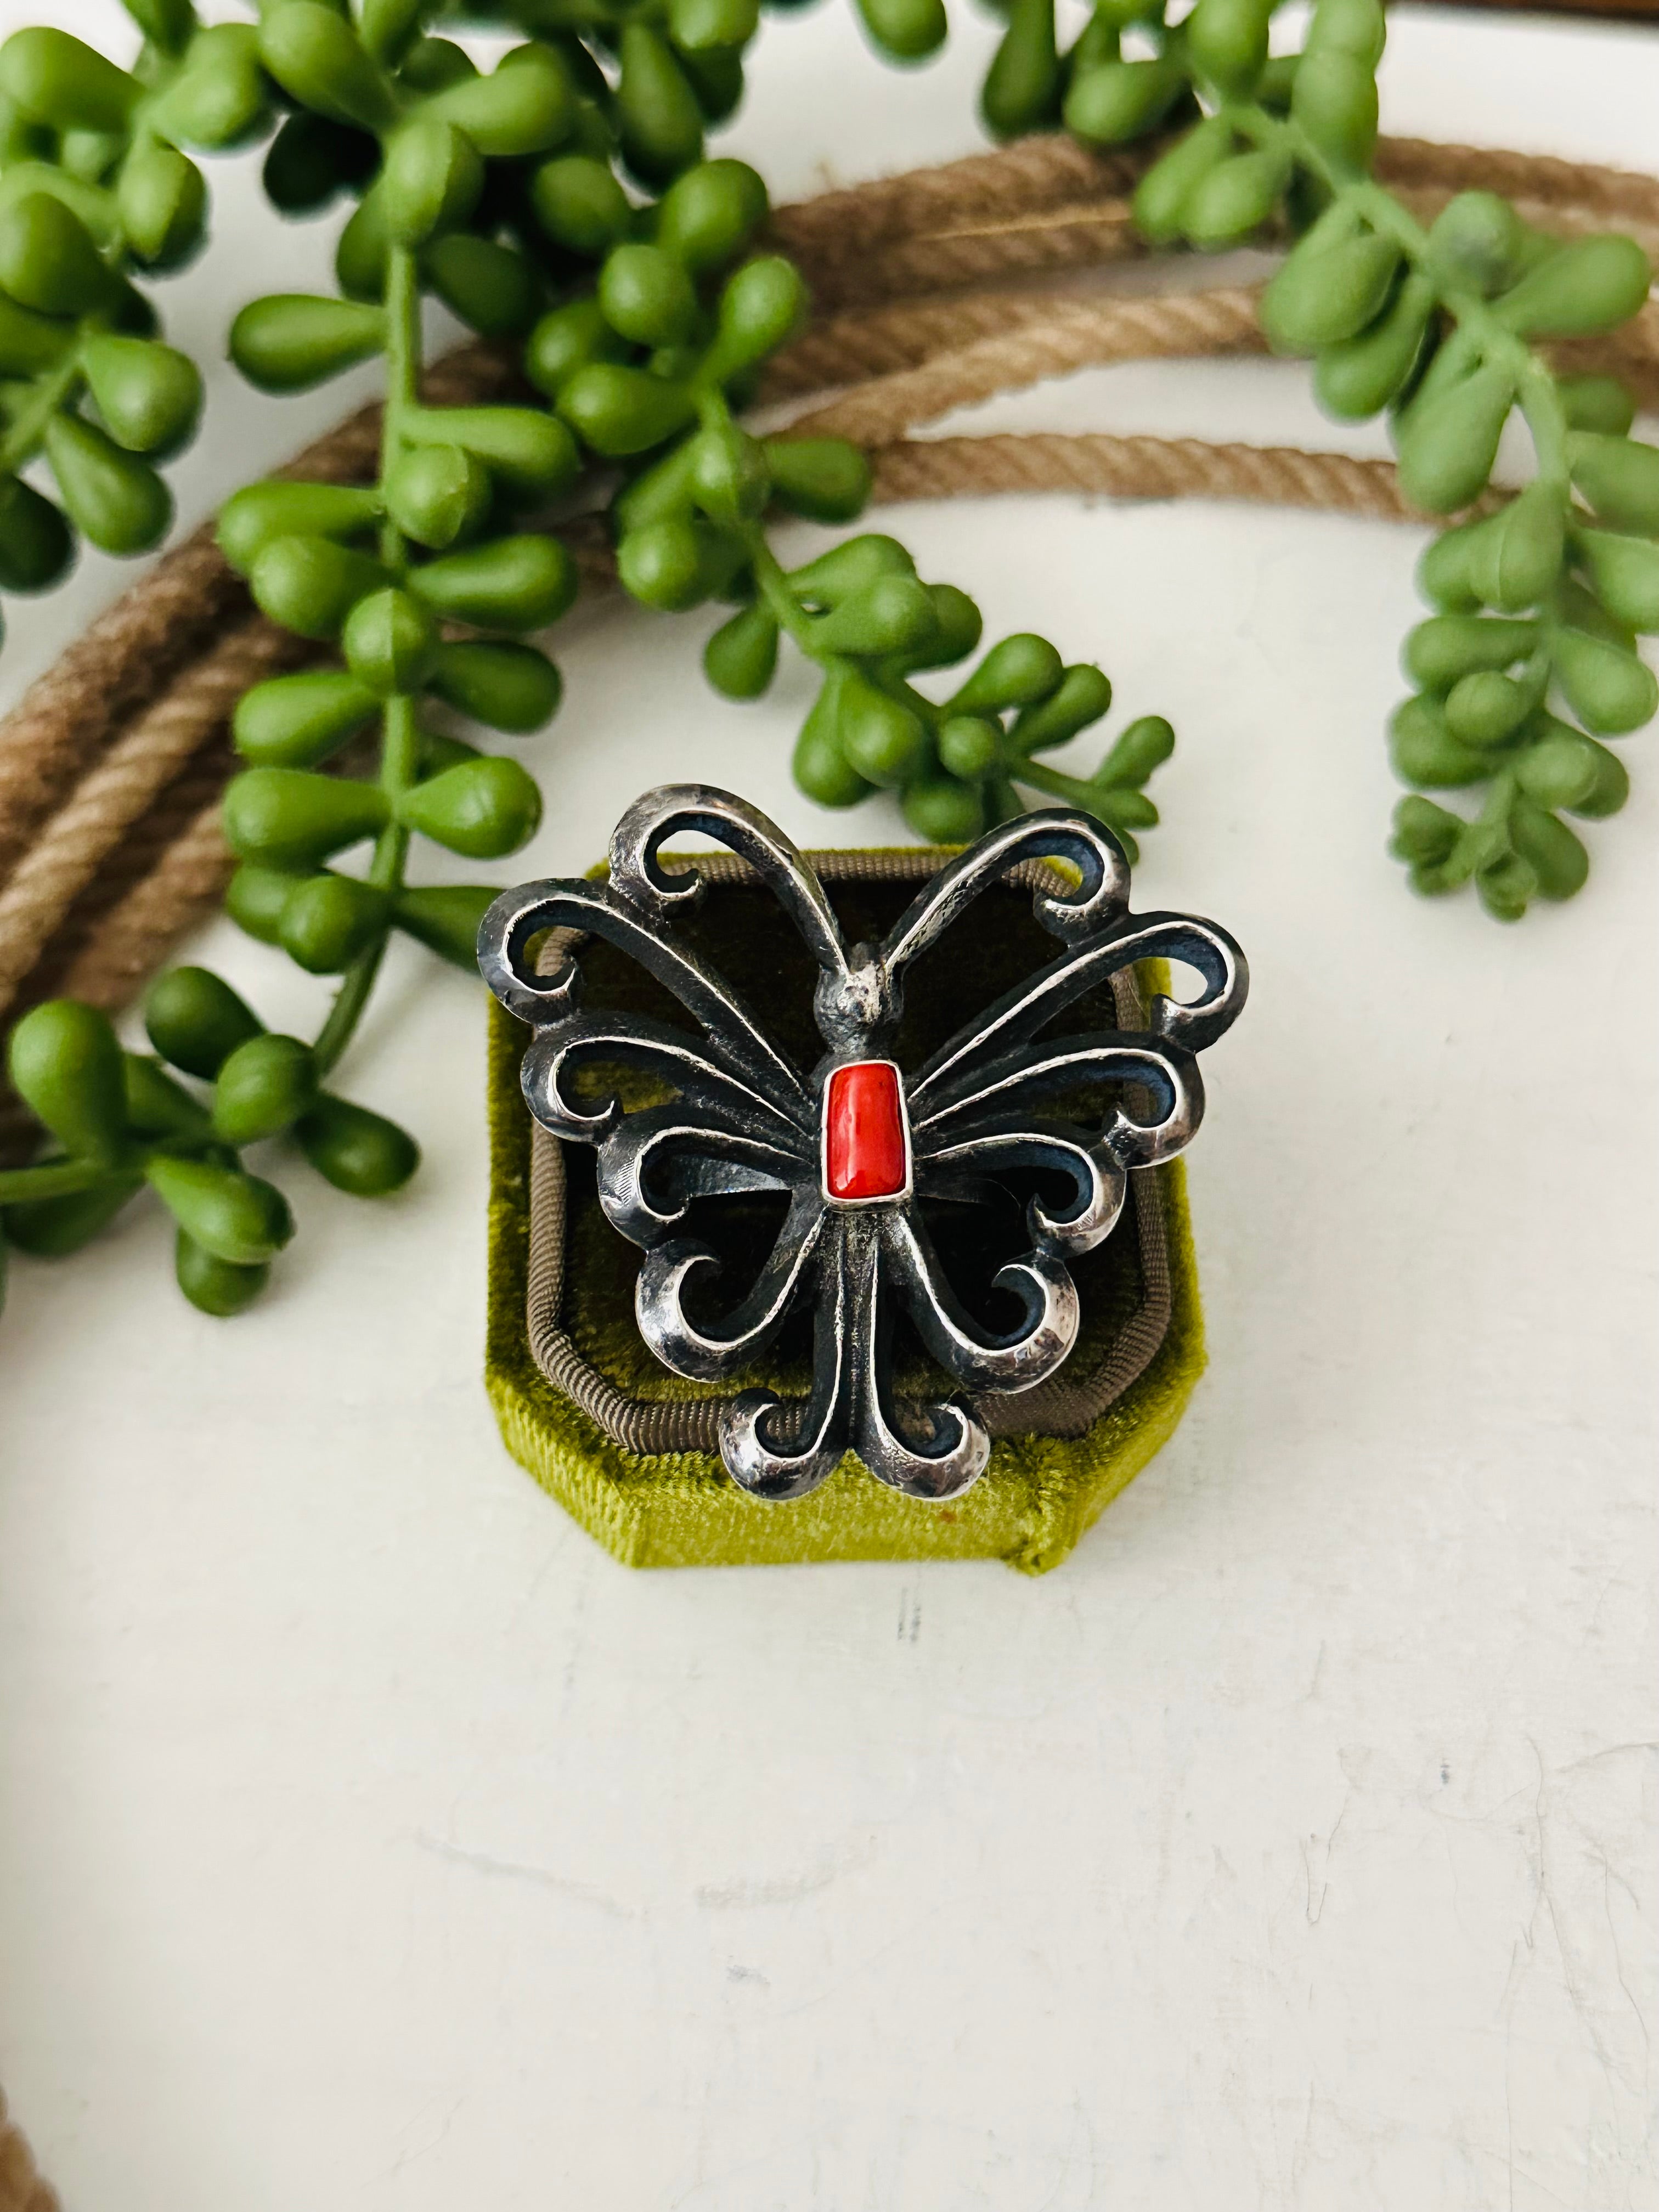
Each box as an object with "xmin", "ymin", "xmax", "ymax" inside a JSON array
[{"xmin": 484, "ymin": 847, "xmax": 1206, "ymax": 1574}]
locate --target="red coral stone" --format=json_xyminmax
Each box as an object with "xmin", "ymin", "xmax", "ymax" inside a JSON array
[{"xmin": 823, "ymin": 1060, "xmax": 909, "ymax": 1201}]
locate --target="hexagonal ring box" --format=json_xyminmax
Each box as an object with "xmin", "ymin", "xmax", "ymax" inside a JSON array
[{"xmin": 480, "ymin": 786, "xmax": 1245, "ymax": 1573}]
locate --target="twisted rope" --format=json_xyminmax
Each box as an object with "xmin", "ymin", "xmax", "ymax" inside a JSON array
[
  {"xmin": 782, "ymin": 286, "xmax": 1269, "ymax": 443},
  {"xmin": 1374, "ymin": 134, "xmax": 1659, "ymax": 227},
  {"xmin": 772, "ymin": 131, "xmax": 1659, "ymax": 270},
  {"xmin": 768, "ymin": 133, "xmax": 1154, "ymax": 266},
  {"xmin": 0, "ymin": 2090, "xmax": 55, "ymax": 2212},
  {"xmin": 869, "ymin": 430, "xmax": 1423, "ymax": 519},
  {"xmin": 773, "ymin": 135, "xmax": 1659, "ymax": 311},
  {"xmin": 784, "ymin": 185, "xmax": 1659, "ymax": 318},
  {"xmin": 0, "ymin": 528, "xmax": 244, "ymax": 883},
  {"xmin": 1553, "ymin": 296, "xmax": 1659, "ymax": 409},
  {"xmin": 0, "ymin": 618, "xmax": 314, "ymax": 1006},
  {"xmin": 55, "ymin": 794, "xmax": 232, "ymax": 1011},
  {"xmin": 791, "ymin": 201, "xmax": 1148, "ymax": 314},
  {"xmin": 765, "ymin": 276, "xmax": 1659, "ymax": 413}
]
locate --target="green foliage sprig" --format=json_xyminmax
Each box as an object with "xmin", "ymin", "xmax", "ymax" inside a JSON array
[
  {"xmin": 0, "ymin": 9, "xmax": 274, "ymax": 618},
  {"xmin": 5, "ymin": 0, "xmax": 1650, "ymax": 1323},
  {"xmin": 716, "ymin": 504, "xmax": 1172, "ymax": 858},
  {"xmin": 913, "ymin": 0, "xmax": 1658, "ymax": 922},
  {"xmin": 0, "ymin": 0, "xmax": 790, "ymax": 651},
  {"xmin": 1, "ymin": 2, "xmax": 590, "ymax": 1310},
  {"xmin": 1, "ymin": 973, "xmax": 415, "ymax": 1313},
  {"xmin": 0, "ymin": 0, "xmax": 1177, "ymax": 1321},
  {"xmin": 523, "ymin": 189, "xmax": 1171, "ymax": 848}
]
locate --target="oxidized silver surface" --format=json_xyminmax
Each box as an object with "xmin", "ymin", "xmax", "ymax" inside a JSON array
[{"xmin": 478, "ymin": 785, "xmax": 1248, "ymax": 1504}]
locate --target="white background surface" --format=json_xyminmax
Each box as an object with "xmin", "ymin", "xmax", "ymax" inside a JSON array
[{"xmin": 2, "ymin": 5, "xmax": 1656, "ymax": 2207}]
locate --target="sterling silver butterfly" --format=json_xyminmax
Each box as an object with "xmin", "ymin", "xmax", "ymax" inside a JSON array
[{"xmin": 479, "ymin": 785, "xmax": 1246, "ymax": 1504}]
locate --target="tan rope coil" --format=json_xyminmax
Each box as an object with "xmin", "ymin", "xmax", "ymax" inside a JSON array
[
  {"xmin": 762, "ymin": 280, "xmax": 1257, "ymax": 400},
  {"xmin": 0, "ymin": 618, "xmax": 315, "ymax": 1006},
  {"xmin": 1, "ymin": 131, "xmax": 1647, "ymax": 889},
  {"xmin": 18, "ymin": 738, "xmax": 235, "ymax": 993},
  {"xmin": 771, "ymin": 130, "xmax": 1659, "ymax": 264},
  {"xmin": 1374, "ymin": 135, "xmax": 1659, "ymax": 229},
  {"xmin": 1554, "ymin": 296, "xmax": 1659, "ymax": 410},
  {"xmin": 792, "ymin": 200, "xmax": 1148, "ymax": 314},
  {"xmin": 765, "ymin": 278, "xmax": 1659, "ymax": 415},
  {"xmin": 55, "ymin": 794, "xmax": 232, "ymax": 1012},
  {"xmin": 772, "ymin": 134, "xmax": 1659, "ymax": 312},
  {"xmin": 783, "ymin": 286, "xmax": 1269, "ymax": 444},
  {"xmin": 767, "ymin": 133, "xmax": 1154, "ymax": 268},
  {"xmin": 0, "ymin": 2089, "xmax": 56, "ymax": 2212},
  {"xmin": 763, "ymin": 290, "xmax": 1066, "ymax": 399},
  {"xmin": 784, "ymin": 184, "xmax": 1659, "ymax": 317},
  {"xmin": 0, "ymin": 527, "xmax": 245, "ymax": 884},
  {"xmin": 868, "ymin": 430, "xmax": 1424, "ymax": 519},
  {"xmin": 2, "ymin": 131, "xmax": 1650, "ymax": 914}
]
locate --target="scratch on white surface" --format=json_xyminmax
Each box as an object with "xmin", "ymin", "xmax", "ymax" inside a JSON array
[
  {"xmin": 1562, "ymin": 1742, "xmax": 1659, "ymax": 1771},
  {"xmin": 1301, "ymin": 1776, "xmax": 1354, "ymax": 1927},
  {"xmin": 1527, "ymin": 1743, "xmax": 1615, "ymax": 2104},
  {"xmin": 1501, "ymin": 1934, "xmax": 1525, "ymax": 2212},
  {"xmin": 896, "ymin": 1587, "xmax": 922, "ymax": 1643},
  {"xmin": 1600, "ymin": 1855, "xmax": 1651, "ymax": 2072},
  {"xmin": 1031, "ymin": 2096, "xmax": 1098, "ymax": 2212},
  {"xmin": 551, "ymin": 1545, "xmax": 599, "ymax": 1726},
  {"xmin": 1471, "ymin": 1734, "xmax": 1658, "ymax": 2208},
  {"xmin": 502, "ymin": 1532, "xmax": 569, "ymax": 1642},
  {"xmin": 696, "ymin": 1835, "xmax": 878, "ymax": 1909},
  {"xmin": 1581, "ymin": 1570, "xmax": 1626, "ymax": 1648},
  {"xmin": 1528, "ymin": 1742, "xmax": 1654, "ymax": 2101},
  {"xmin": 1288, "ymin": 2083, "xmax": 1317, "ymax": 2203},
  {"xmin": 376, "ymin": 2094, "xmax": 467, "ymax": 2185},
  {"xmin": 412, "ymin": 1831, "xmax": 640, "ymax": 1919}
]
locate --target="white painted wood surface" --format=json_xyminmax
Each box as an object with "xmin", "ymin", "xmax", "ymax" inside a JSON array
[{"xmin": 1, "ymin": 5, "xmax": 1655, "ymax": 2205}]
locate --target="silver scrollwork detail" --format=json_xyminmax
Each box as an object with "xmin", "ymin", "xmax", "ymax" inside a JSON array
[{"xmin": 479, "ymin": 785, "xmax": 1247, "ymax": 1503}]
